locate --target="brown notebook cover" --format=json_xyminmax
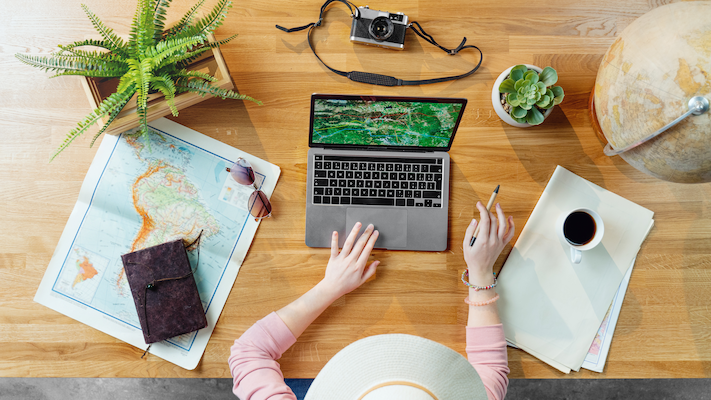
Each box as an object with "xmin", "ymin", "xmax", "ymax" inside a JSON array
[{"xmin": 121, "ymin": 239, "xmax": 208, "ymax": 344}]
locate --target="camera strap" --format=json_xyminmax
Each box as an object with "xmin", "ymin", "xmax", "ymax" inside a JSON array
[{"xmin": 275, "ymin": 0, "xmax": 483, "ymax": 86}]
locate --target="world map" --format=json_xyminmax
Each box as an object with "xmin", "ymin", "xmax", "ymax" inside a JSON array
[{"xmin": 51, "ymin": 125, "xmax": 250, "ymax": 350}]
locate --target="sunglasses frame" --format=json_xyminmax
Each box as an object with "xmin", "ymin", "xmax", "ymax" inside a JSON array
[{"xmin": 226, "ymin": 158, "xmax": 273, "ymax": 220}]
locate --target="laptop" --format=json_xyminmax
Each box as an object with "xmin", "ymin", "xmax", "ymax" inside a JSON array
[{"xmin": 305, "ymin": 94, "xmax": 467, "ymax": 251}]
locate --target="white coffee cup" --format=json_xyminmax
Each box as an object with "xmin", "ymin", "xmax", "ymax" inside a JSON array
[{"xmin": 556, "ymin": 208, "xmax": 604, "ymax": 264}]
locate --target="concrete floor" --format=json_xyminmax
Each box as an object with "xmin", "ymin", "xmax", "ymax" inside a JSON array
[{"xmin": 1, "ymin": 378, "xmax": 711, "ymax": 399}]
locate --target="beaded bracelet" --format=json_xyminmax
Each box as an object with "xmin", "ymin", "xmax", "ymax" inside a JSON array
[
  {"xmin": 461, "ymin": 270, "xmax": 497, "ymax": 291},
  {"xmin": 465, "ymin": 294, "xmax": 500, "ymax": 306}
]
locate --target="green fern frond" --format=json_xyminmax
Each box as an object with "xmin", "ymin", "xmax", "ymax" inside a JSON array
[
  {"xmin": 56, "ymin": 45, "xmax": 126, "ymax": 63},
  {"xmin": 50, "ymin": 87, "xmax": 135, "ymax": 161},
  {"xmin": 163, "ymin": 46, "xmax": 211, "ymax": 70},
  {"xmin": 150, "ymin": 74, "xmax": 178, "ymax": 116},
  {"xmin": 164, "ymin": 0, "xmax": 205, "ymax": 38},
  {"xmin": 153, "ymin": 0, "xmax": 173, "ymax": 42},
  {"xmin": 181, "ymin": 0, "xmax": 232, "ymax": 40},
  {"xmin": 176, "ymin": 80, "xmax": 262, "ymax": 104},
  {"xmin": 174, "ymin": 68, "xmax": 217, "ymax": 82},
  {"xmin": 16, "ymin": 53, "xmax": 128, "ymax": 77},
  {"xmin": 171, "ymin": 35, "xmax": 236, "ymax": 68},
  {"xmin": 80, "ymin": 4, "xmax": 128, "ymax": 57},
  {"xmin": 144, "ymin": 36, "xmax": 201, "ymax": 69},
  {"xmin": 127, "ymin": 58, "xmax": 153, "ymax": 112},
  {"xmin": 129, "ymin": 0, "xmax": 155, "ymax": 56},
  {"xmin": 204, "ymin": 34, "xmax": 237, "ymax": 49},
  {"xmin": 89, "ymin": 94, "xmax": 134, "ymax": 147},
  {"xmin": 138, "ymin": 0, "xmax": 158, "ymax": 56},
  {"xmin": 59, "ymin": 39, "xmax": 123, "ymax": 54},
  {"xmin": 136, "ymin": 105, "xmax": 151, "ymax": 145}
]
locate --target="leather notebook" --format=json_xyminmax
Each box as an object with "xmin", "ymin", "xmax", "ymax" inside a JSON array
[{"xmin": 121, "ymin": 239, "xmax": 208, "ymax": 344}]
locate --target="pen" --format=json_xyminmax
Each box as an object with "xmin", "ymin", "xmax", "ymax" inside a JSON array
[{"xmin": 469, "ymin": 185, "xmax": 500, "ymax": 246}]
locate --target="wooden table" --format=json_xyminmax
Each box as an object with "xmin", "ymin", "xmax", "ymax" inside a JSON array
[{"xmin": 2, "ymin": 0, "xmax": 710, "ymax": 379}]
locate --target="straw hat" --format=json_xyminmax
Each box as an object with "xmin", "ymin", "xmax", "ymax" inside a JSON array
[{"xmin": 304, "ymin": 334, "xmax": 487, "ymax": 400}]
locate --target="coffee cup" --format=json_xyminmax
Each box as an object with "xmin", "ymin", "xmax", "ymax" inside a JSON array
[{"xmin": 556, "ymin": 208, "xmax": 604, "ymax": 264}]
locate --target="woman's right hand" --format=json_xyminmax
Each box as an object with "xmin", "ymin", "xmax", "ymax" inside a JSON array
[
  {"xmin": 463, "ymin": 202, "xmax": 515, "ymax": 286},
  {"xmin": 321, "ymin": 222, "xmax": 380, "ymax": 299}
]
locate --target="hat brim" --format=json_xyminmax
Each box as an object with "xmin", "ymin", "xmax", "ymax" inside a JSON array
[{"xmin": 304, "ymin": 334, "xmax": 487, "ymax": 400}]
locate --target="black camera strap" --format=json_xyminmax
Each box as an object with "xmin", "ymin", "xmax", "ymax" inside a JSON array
[{"xmin": 275, "ymin": 0, "xmax": 483, "ymax": 86}]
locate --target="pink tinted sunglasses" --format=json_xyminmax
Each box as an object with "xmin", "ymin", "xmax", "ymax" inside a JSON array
[{"xmin": 226, "ymin": 158, "xmax": 272, "ymax": 220}]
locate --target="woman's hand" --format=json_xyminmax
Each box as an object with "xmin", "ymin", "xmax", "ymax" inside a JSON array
[
  {"xmin": 463, "ymin": 202, "xmax": 515, "ymax": 286},
  {"xmin": 321, "ymin": 222, "xmax": 380, "ymax": 299}
]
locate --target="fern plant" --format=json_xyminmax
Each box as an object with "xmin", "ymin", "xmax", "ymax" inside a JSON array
[{"xmin": 15, "ymin": 0, "xmax": 259, "ymax": 161}]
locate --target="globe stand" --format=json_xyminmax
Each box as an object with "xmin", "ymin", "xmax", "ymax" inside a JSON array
[{"xmin": 587, "ymin": 89, "xmax": 609, "ymax": 146}]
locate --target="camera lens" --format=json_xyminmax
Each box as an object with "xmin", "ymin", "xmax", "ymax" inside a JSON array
[{"xmin": 368, "ymin": 16, "xmax": 394, "ymax": 41}]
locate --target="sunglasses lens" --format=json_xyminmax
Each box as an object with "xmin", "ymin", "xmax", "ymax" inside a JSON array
[
  {"xmin": 229, "ymin": 158, "xmax": 255, "ymax": 186},
  {"xmin": 248, "ymin": 190, "xmax": 272, "ymax": 219}
]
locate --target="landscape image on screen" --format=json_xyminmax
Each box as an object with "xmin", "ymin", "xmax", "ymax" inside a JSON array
[{"xmin": 311, "ymin": 99, "xmax": 463, "ymax": 148}]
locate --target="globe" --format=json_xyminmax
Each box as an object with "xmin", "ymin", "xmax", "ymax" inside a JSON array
[{"xmin": 593, "ymin": 1, "xmax": 711, "ymax": 183}]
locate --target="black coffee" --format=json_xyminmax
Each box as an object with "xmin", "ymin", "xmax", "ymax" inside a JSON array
[{"xmin": 563, "ymin": 211, "xmax": 596, "ymax": 245}]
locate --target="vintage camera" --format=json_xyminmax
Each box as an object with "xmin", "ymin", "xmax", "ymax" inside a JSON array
[{"xmin": 350, "ymin": 6, "xmax": 409, "ymax": 50}]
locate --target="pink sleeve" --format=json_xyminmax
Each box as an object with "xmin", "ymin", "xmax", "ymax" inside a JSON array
[
  {"xmin": 229, "ymin": 312, "xmax": 298, "ymax": 400},
  {"xmin": 466, "ymin": 324, "xmax": 509, "ymax": 400}
]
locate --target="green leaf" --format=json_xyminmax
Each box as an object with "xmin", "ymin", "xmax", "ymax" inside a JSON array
[
  {"xmin": 81, "ymin": 4, "xmax": 128, "ymax": 58},
  {"xmin": 144, "ymin": 36, "xmax": 202, "ymax": 69},
  {"xmin": 526, "ymin": 107, "xmax": 545, "ymax": 125},
  {"xmin": 539, "ymin": 66, "xmax": 558, "ymax": 86},
  {"xmin": 524, "ymin": 70, "xmax": 539, "ymax": 84},
  {"xmin": 499, "ymin": 78, "xmax": 516, "ymax": 93},
  {"xmin": 514, "ymin": 79, "xmax": 528, "ymax": 91},
  {"xmin": 510, "ymin": 65, "xmax": 527, "ymax": 81},
  {"xmin": 512, "ymin": 115, "xmax": 527, "ymax": 124},
  {"xmin": 536, "ymin": 95, "xmax": 551, "ymax": 108},
  {"xmin": 15, "ymin": 53, "xmax": 128, "ymax": 77},
  {"xmin": 550, "ymin": 86, "xmax": 565, "ymax": 105},
  {"xmin": 507, "ymin": 93, "xmax": 520, "ymax": 107},
  {"xmin": 164, "ymin": 0, "xmax": 206, "ymax": 38},
  {"xmin": 181, "ymin": 0, "xmax": 233, "ymax": 40},
  {"xmin": 520, "ymin": 102, "xmax": 532, "ymax": 111},
  {"xmin": 150, "ymin": 74, "xmax": 178, "ymax": 116},
  {"xmin": 153, "ymin": 0, "xmax": 174, "ymax": 41},
  {"xmin": 89, "ymin": 90, "xmax": 134, "ymax": 147},
  {"xmin": 536, "ymin": 81, "xmax": 546, "ymax": 94},
  {"xmin": 510, "ymin": 106, "xmax": 527, "ymax": 119},
  {"xmin": 175, "ymin": 80, "xmax": 261, "ymax": 104},
  {"xmin": 174, "ymin": 68, "xmax": 217, "ymax": 82}
]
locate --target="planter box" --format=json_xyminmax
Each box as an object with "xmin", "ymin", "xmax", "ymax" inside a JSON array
[{"xmin": 80, "ymin": 34, "xmax": 234, "ymax": 136}]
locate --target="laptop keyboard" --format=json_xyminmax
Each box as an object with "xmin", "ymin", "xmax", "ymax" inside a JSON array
[{"xmin": 312, "ymin": 154, "xmax": 443, "ymax": 207}]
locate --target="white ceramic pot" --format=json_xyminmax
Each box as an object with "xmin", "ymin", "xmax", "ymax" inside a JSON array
[{"xmin": 491, "ymin": 64, "xmax": 554, "ymax": 127}]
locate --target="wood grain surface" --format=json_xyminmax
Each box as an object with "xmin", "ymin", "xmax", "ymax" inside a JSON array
[{"xmin": 2, "ymin": 0, "xmax": 710, "ymax": 379}]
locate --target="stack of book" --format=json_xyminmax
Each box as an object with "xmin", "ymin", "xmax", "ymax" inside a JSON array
[{"xmin": 497, "ymin": 166, "xmax": 654, "ymax": 373}]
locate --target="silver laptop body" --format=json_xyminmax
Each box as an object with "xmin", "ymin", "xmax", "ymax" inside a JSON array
[{"xmin": 305, "ymin": 94, "xmax": 467, "ymax": 251}]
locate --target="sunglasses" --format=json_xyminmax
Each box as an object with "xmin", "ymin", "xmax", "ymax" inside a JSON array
[{"xmin": 225, "ymin": 158, "xmax": 273, "ymax": 220}]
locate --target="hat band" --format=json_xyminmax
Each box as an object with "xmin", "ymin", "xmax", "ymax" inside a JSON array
[{"xmin": 358, "ymin": 381, "xmax": 439, "ymax": 400}]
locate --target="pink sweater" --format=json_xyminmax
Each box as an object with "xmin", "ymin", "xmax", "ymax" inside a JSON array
[{"xmin": 229, "ymin": 312, "xmax": 509, "ymax": 400}]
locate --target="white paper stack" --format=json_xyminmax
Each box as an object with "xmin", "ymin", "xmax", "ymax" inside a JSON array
[{"xmin": 497, "ymin": 166, "xmax": 654, "ymax": 373}]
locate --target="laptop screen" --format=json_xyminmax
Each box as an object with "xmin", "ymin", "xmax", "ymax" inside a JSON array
[{"xmin": 309, "ymin": 94, "xmax": 467, "ymax": 151}]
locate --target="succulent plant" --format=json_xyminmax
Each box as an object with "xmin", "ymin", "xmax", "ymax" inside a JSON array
[{"xmin": 498, "ymin": 65, "xmax": 564, "ymax": 125}]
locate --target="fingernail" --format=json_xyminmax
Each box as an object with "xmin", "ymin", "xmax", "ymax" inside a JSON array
[
  {"xmin": 496, "ymin": 203, "xmax": 501, "ymax": 209},
  {"xmin": 367, "ymin": 223, "xmax": 374, "ymax": 230}
]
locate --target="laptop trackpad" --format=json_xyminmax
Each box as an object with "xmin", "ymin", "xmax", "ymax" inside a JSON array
[{"xmin": 346, "ymin": 208, "xmax": 407, "ymax": 249}]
